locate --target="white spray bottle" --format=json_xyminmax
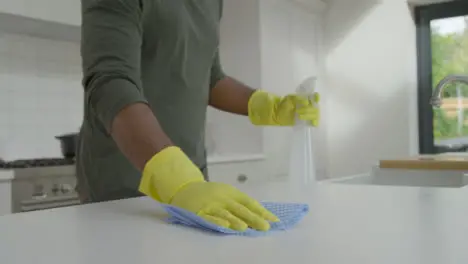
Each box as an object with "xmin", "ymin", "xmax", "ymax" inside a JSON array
[{"xmin": 288, "ymin": 76, "xmax": 318, "ymax": 190}]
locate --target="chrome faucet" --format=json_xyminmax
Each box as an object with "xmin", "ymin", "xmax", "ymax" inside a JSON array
[{"xmin": 431, "ymin": 74, "xmax": 468, "ymax": 107}]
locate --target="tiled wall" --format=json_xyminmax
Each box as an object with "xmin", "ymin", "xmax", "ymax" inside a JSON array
[{"xmin": 0, "ymin": 32, "xmax": 82, "ymax": 160}]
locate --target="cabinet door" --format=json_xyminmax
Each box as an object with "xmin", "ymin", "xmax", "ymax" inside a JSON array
[
  {"xmin": 208, "ymin": 160, "xmax": 271, "ymax": 186},
  {"xmin": 0, "ymin": 181, "xmax": 12, "ymax": 216}
]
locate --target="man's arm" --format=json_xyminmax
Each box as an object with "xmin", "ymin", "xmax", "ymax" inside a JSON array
[
  {"xmin": 209, "ymin": 77, "xmax": 255, "ymax": 116},
  {"xmin": 207, "ymin": 49, "xmax": 256, "ymax": 115},
  {"xmin": 82, "ymin": 0, "xmax": 172, "ymax": 171},
  {"xmin": 111, "ymin": 104, "xmax": 173, "ymax": 171}
]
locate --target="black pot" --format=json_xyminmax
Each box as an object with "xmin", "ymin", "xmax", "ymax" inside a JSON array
[{"xmin": 55, "ymin": 133, "xmax": 79, "ymax": 159}]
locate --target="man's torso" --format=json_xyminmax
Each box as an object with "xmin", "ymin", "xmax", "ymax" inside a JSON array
[{"xmin": 77, "ymin": 0, "xmax": 223, "ymax": 202}]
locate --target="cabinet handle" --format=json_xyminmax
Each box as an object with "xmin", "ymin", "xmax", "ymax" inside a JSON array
[
  {"xmin": 237, "ymin": 174, "xmax": 248, "ymax": 183},
  {"xmin": 32, "ymin": 193, "xmax": 47, "ymax": 200}
]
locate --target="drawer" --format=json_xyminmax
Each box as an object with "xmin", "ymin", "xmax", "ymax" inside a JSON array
[{"xmin": 207, "ymin": 160, "xmax": 269, "ymax": 185}]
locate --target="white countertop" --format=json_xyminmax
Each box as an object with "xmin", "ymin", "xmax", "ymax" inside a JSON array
[{"xmin": 1, "ymin": 182, "xmax": 468, "ymax": 264}]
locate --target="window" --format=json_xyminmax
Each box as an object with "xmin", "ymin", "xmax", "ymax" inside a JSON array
[{"xmin": 416, "ymin": 1, "xmax": 468, "ymax": 154}]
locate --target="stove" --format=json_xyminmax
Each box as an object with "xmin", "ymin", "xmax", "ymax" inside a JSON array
[
  {"xmin": 0, "ymin": 158, "xmax": 75, "ymax": 169},
  {"xmin": 4, "ymin": 158, "xmax": 80, "ymax": 213}
]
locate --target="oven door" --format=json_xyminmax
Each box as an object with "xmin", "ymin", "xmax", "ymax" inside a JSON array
[{"xmin": 20, "ymin": 195, "xmax": 81, "ymax": 212}]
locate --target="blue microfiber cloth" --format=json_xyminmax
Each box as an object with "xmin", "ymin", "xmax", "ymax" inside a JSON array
[{"xmin": 161, "ymin": 202, "xmax": 309, "ymax": 236}]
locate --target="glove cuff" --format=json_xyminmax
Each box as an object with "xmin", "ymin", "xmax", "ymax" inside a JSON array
[
  {"xmin": 139, "ymin": 146, "xmax": 205, "ymax": 203},
  {"xmin": 248, "ymin": 90, "xmax": 281, "ymax": 126}
]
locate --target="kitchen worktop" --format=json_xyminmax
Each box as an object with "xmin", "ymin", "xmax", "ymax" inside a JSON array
[
  {"xmin": 1, "ymin": 182, "xmax": 468, "ymax": 264},
  {"xmin": 380, "ymin": 154, "xmax": 468, "ymax": 170}
]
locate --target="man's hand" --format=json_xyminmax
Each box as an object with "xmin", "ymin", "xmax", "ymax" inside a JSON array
[
  {"xmin": 209, "ymin": 77, "xmax": 320, "ymax": 127},
  {"xmin": 138, "ymin": 146, "xmax": 279, "ymax": 231},
  {"xmin": 171, "ymin": 181, "xmax": 279, "ymax": 231},
  {"xmin": 248, "ymin": 90, "xmax": 320, "ymax": 127}
]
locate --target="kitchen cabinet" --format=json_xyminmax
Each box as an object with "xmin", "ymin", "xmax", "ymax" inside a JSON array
[
  {"xmin": 0, "ymin": 0, "xmax": 323, "ymax": 44},
  {"xmin": 0, "ymin": 12, "xmax": 79, "ymax": 42},
  {"xmin": 0, "ymin": 171, "xmax": 13, "ymax": 216},
  {"xmin": 0, "ymin": 179, "xmax": 11, "ymax": 216},
  {"xmin": 0, "ymin": 0, "xmax": 80, "ymax": 26},
  {"xmin": 0, "ymin": 0, "xmax": 322, "ymax": 28},
  {"xmin": 0, "ymin": 0, "xmax": 80, "ymax": 42},
  {"xmin": 207, "ymin": 157, "xmax": 272, "ymax": 185},
  {"xmin": 24, "ymin": 0, "xmax": 80, "ymax": 26}
]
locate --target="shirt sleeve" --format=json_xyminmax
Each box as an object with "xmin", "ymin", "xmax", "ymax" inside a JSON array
[
  {"xmin": 209, "ymin": 49, "xmax": 226, "ymax": 89},
  {"xmin": 81, "ymin": 0, "xmax": 147, "ymax": 132},
  {"xmin": 209, "ymin": 0, "xmax": 226, "ymax": 89}
]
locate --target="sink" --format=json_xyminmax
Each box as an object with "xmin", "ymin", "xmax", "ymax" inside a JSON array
[{"xmin": 330, "ymin": 166, "xmax": 468, "ymax": 188}]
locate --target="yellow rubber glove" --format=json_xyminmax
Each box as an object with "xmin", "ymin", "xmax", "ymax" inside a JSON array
[
  {"xmin": 248, "ymin": 90, "xmax": 320, "ymax": 127},
  {"xmin": 138, "ymin": 146, "xmax": 279, "ymax": 231}
]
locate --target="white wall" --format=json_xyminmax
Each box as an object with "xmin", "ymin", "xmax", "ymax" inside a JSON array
[
  {"xmin": 259, "ymin": 0, "xmax": 326, "ymax": 180},
  {"xmin": 208, "ymin": 0, "xmax": 327, "ymax": 183},
  {"xmin": 0, "ymin": 1, "xmax": 264, "ymax": 164},
  {"xmin": 0, "ymin": 33, "xmax": 82, "ymax": 160},
  {"xmin": 219, "ymin": 0, "xmax": 428, "ymax": 181},
  {"xmin": 324, "ymin": 0, "xmax": 418, "ymax": 178},
  {"xmin": 210, "ymin": 0, "xmax": 263, "ymax": 158},
  {"xmin": 0, "ymin": 0, "xmax": 423, "ymax": 182},
  {"xmin": 0, "ymin": 1, "xmax": 271, "ymax": 186}
]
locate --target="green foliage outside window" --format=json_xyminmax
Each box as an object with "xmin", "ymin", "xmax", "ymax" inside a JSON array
[{"xmin": 432, "ymin": 18, "xmax": 468, "ymax": 139}]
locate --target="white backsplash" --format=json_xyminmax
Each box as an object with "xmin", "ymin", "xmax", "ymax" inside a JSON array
[
  {"xmin": 0, "ymin": 32, "xmax": 82, "ymax": 160},
  {"xmin": 0, "ymin": 30, "xmax": 264, "ymax": 161}
]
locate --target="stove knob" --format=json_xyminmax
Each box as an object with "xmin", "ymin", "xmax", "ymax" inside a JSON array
[
  {"xmin": 51, "ymin": 184, "xmax": 60, "ymax": 196},
  {"xmin": 60, "ymin": 184, "xmax": 72, "ymax": 194},
  {"xmin": 32, "ymin": 184, "xmax": 46, "ymax": 200}
]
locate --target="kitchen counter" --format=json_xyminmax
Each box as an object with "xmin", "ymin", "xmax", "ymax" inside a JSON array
[
  {"xmin": 1, "ymin": 182, "xmax": 468, "ymax": 264},
  {"xmin": 380, "ymin": 154, "xmax": 468, "ymax": 170}
]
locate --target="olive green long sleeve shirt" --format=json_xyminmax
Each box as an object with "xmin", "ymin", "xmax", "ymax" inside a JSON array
[{"xmin": 77, "ymin": 0, "xmax": 225, "ymax": 202}]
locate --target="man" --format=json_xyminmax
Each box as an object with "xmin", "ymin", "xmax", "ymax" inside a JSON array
[{"xmin": 77, "ymin": 0, "xmax": 320, "ymax": 232}]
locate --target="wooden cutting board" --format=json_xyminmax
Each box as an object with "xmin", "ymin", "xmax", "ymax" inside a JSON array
[{"xmin": 379, "ymin": 154, "xmax": 468, "ymax": 170}]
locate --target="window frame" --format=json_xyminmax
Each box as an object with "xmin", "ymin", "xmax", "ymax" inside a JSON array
[{"xmin": 416, "ymin": 1, "xmax": 468, "ymax": 154}]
